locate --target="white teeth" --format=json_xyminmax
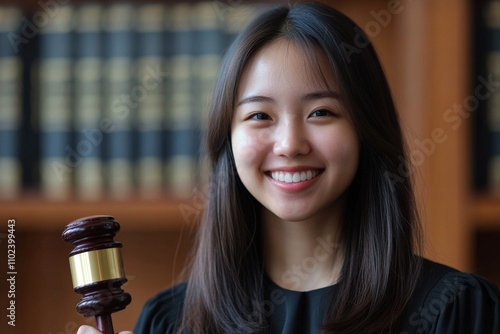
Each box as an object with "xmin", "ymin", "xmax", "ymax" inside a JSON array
[{"xmin": 270, "ymin": 170, "xmax": 319, "ymax": 183}]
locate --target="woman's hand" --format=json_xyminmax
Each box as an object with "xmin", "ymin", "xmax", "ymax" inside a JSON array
[{"xmin": 77, "ymin": 325, "xmax": 133, "ymax": 334}]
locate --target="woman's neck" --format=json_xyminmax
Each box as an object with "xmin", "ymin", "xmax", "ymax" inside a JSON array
[{"xmin": 262, "ymin": 208, "xmax": 344, "ymax": 292}]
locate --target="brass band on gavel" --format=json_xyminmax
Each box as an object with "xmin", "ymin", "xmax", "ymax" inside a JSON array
[{"xmin": 69, "ymin": 247, "xmax": 125, "ymax": 288}]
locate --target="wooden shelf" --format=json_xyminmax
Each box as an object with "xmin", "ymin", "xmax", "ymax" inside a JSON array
[
  {"xmin": 2, "ymin": 193, "xmax": 497, "ymax": 232},
  {"xmin": 472, "ymin": 195, "xmax": 500, "ymax": 229},
  {"xmin": 0, "ymin": 196, "xmax": 200, "ymax": 231}
]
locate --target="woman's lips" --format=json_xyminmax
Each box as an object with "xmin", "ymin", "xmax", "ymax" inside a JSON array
[{"xmin": 269, "ymin": 169, "xmax": 321, "ymax": 183}]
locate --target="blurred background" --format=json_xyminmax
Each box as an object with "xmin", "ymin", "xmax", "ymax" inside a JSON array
[{"xmin": 0, "ymin": 0, "xmax": 498, "ymax": 333}]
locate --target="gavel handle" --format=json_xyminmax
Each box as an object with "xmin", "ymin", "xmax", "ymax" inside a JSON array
[{"xmin": 96, "ymin": 315, "xmax": 114, "ymax": 334}]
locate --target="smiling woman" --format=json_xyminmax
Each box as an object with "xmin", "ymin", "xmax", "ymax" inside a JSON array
[
  {"xmin": 174, "ymin": 4, "xmax": 427, "ymax": 332},
  {"xmin": 78, "ymin": 2, "xmax": 500, "ymax": 334}
]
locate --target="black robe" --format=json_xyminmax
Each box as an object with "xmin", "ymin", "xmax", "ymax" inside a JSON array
[{"xmin": 134, "ymin": 259, "xmax": 500, "ymax": 333}]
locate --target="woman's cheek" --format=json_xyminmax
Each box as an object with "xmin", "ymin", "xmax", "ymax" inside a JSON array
[
  {"xmin": 331, "ymin": 132, "xmax": 359, "ymax": 174},
  {"xmin": 328, "ymin": 141, "xmax": 354, "ymax": 163},
  {"xmin": 324, "ymin": 127, "xmax": 358, "ymax": 160},
  {"xmin": 232, "ymin": 128, "xmax": 269, "ymax": 166}
]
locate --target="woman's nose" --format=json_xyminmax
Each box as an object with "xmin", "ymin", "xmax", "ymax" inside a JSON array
[{"xmin": 272, "ymin": 120, "xmax": 310, "ymax": 158}]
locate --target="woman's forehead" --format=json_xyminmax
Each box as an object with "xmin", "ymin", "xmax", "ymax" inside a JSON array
[{"xmin": 239, "ymin": 38, "xmax": 338, "ymax": 94}]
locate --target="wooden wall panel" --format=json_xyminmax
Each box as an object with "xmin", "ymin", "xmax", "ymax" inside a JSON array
[{"xmin": 397, "ymin": 0, "xmax": 471, "ymax": 270}]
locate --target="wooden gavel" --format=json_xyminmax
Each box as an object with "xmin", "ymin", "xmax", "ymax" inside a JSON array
[{"xmin": 62, "ymin": 215, "xmax": 131, "ymax": 334}]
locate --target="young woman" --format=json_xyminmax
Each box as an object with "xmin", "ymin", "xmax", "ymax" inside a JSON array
[{"xmin": 78, "ymin": 2, "xmax": 500, "ymax": 334}]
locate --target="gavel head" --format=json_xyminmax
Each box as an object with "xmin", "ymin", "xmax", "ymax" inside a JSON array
[{"xmin": 62, "ymin": 215, "xmax": 131, "ymax": 318}]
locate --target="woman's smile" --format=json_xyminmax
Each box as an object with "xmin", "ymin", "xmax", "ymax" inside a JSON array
[{"xmin": 267, "ymin": 168, "xmax": 322, "ymax": 183}]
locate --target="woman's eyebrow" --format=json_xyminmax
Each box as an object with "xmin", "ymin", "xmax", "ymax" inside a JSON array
[
  {"xmin": 236, "ymin": 91, "xmax": 339, "ymax": 107},
  {"xmin": 301, "ymin": 91, "xmax": 340, "ymax": 101},
  {"xmin": 236, "ymin": 95, "xmax": 275, "ymax": 107}
]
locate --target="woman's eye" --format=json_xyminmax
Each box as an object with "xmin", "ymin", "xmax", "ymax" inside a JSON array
[
  {"xmin": 310, "ymin": 109, "xmax": 333, "ymax": 117},
  {"xmin": 249, "ymin": 113, "xmax": 271, "ymax": 120}
]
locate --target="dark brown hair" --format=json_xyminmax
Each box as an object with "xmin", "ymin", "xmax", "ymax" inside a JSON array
[{"xmin": 180, "ymin": 2, "xmax": 422, "ymax": 333}]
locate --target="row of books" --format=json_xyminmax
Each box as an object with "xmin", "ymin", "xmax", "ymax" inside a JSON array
[
  {"xmin": 475, "ymin": 0, "xmax": 500, "ymax": 196},
  {"xmin": 0, "ymin": 2, "xmax": 258, "ymax": 200}
]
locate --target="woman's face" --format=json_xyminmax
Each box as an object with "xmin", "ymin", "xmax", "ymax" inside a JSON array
[{"xmin": 231, "ymin": 39, "xmax": 359, "ymax": 222}]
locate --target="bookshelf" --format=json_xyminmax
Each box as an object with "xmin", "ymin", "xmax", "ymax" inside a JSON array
[
  {"xmin": 0, "ymin": 0, "xmax": 496, "ymax": 263},
  {"xmin": 0, "ymin": 0, "xmax": 499, "ymax": 333}
]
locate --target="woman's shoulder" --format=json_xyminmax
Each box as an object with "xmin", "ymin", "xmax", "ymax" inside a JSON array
[
  {"xmin": 399, "ymin": 258, "xmax": 500, "ymax": 334},
  {"xmin": 133, "ymin": 282, "xmax": 187, "ymax": 334}
]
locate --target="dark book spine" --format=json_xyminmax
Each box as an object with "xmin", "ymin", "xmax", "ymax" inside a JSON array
[
  {"xmin": 73, "ymin": 4, "xmax": 104, "ymax": 200},
  {"xmin": 483, "ymin": 1, "xmax": 500, "ymax": 195},
  {"xmin": 165, "ymin": 3, "xmax": 196, "ymax": 198},
  {"xmin": 192, "ymin": 2, "xmax": 227, "ymax": 185},
  {"xmin": 103, "ymin": 4, "xmax": 136, "ymax": 200},
  {"xmin": 473, "ymin": 1, "xmax": 490, "ymax": 192},
  {"xmin": 0, "ymin": 6, "xmax": 23, "ymax": 200},
  {"xmin": 224, "ymin": 4, "xmax": 258, "ymax": 46},
  {"xmin": 37, "ymin": 5, "xmax": 74, "ymax": 200},
  {"xmin": 136, "ymin": 4, "xmax": 166, "ymax": 199}
]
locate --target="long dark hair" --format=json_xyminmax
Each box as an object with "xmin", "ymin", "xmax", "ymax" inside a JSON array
[{"xmin": 180, "ymin": 2, "xmax": 422, "ymax": 333}]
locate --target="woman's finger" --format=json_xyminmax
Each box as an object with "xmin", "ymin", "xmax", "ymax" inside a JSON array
[{"xmin": 76, "ymin": 325, "xmax": 102, "ymax": 334}]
